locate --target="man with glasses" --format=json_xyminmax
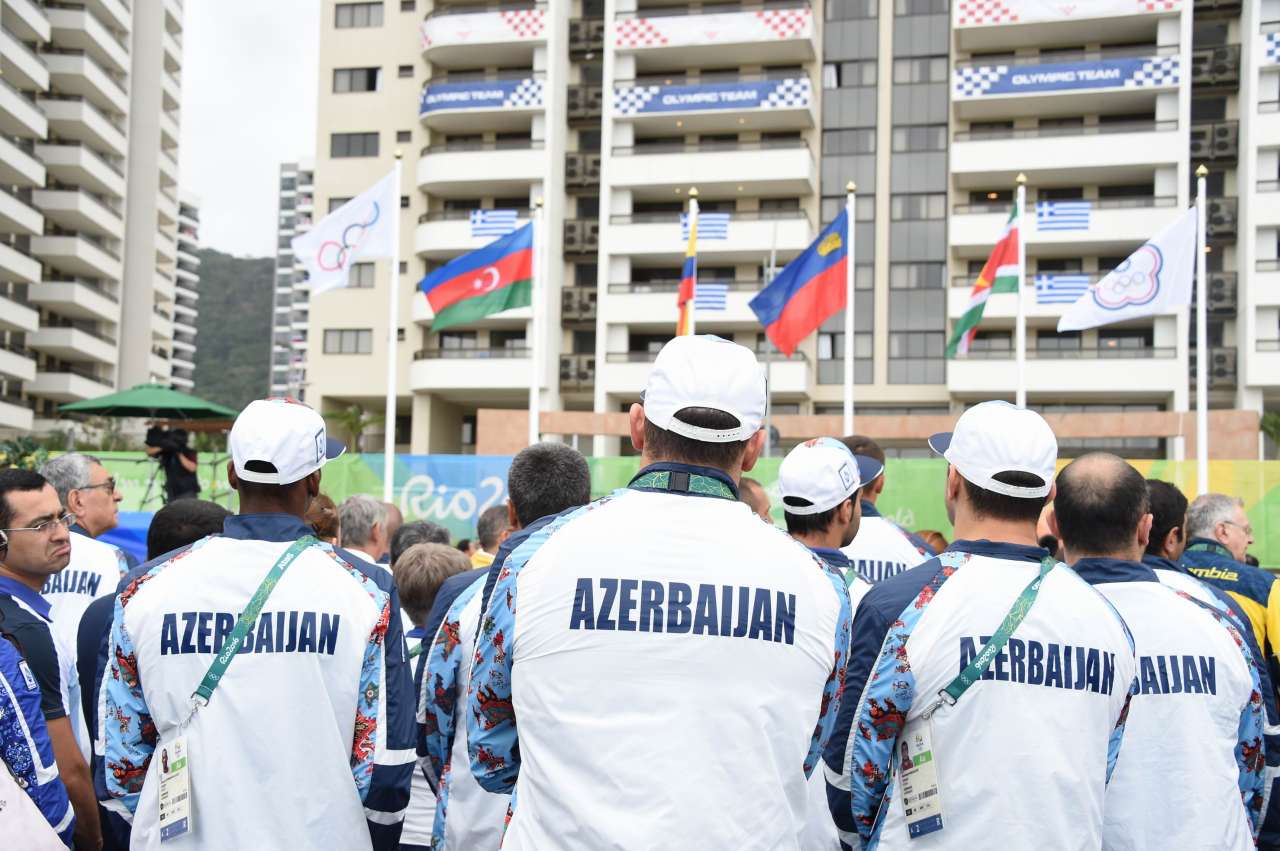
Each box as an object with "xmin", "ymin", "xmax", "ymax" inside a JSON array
[
  {"xmin": 40, "ymin": 454, "xmax": 132, "ymax": 761},
  {"xmin": 0, "ymin": 468, "xmax": 101, "ymax": 849}
]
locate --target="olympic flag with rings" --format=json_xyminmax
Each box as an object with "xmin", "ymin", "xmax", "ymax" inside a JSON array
[
  {"xmin": 1057, "ymin": 205, "xmax": 1196, "ymax": 332},
  {"xmin": 290, "ymin": 169, "xmax": 398, "ymax": 295}
]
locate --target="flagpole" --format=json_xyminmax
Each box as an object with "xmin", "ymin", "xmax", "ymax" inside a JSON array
[
  {"xmin": 844, "ymin": 182, "xmax": 856, "ymax": 435},
  {"xmin": 1014, "ymin": 173, "xmax": 1028, "ymax": 409},
  {"xmin": 381, "ymin": 154, "xmax": 402, "ymax": 502},
  {"xmin": 1195, "ymin": 165, "xmax": 1209, "ymax": 495},
  {"xmin": 528, "ymin": 198, "xmax": 543, "ymax": 447},
  {"xmin": 688, "ymin": 188, "xmax": 699, "ymax": 336},
  {"xmin": 763, "ymin": 228, "xmax": 778, "ymax": 457}
]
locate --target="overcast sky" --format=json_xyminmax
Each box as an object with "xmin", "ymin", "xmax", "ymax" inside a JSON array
[{"xmin": 179, "ymin": 0, "xmax": 320, "ymax": 258}]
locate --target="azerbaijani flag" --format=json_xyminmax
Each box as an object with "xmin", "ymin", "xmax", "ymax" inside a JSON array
[
  {"xmin": 749, "ymin": 209, "xmax": 849, "ymax": 356},
  {"xmin": 676, "ymin": 211, "xmax": 697, "ymax": 335},
  {"xmin": 419, "ymin": 223, "xmax": 533, "ymax": 333},
  {"xmin": 946, "ymin": 205, "xmax": 1020, "ymax": 358}
]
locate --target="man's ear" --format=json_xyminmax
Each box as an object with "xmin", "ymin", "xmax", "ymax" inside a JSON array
[
  {"xmin": 506, "ymin": 498, "xmax": 519, "ymax": 530},
  {"xmin": 66, "ymin": 488, "xmax": 85, "ymax": 518},
  {"xmin": 227, "ymin": 462, "xmax": 240, "ymax": 491},
  {"xmin": 1136, "ymin": 512, "xmax": 1153, "ymax": 551},
  {"xmin": 741, "ymin": 429, "xmax": 766, "ymax": 474},
  {"xmin": 1046, "ymin": 505, "xmax": 1061, "ymax": 540},
  {"xmin": 629, "ymin": 403, "xmax": 646, "ymax": 453}
]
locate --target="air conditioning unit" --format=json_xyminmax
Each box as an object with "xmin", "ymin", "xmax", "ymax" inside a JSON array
[
  {"xmin": 1207, "ymin": 196, "xmax": 1237, "ymax": 238},
  {"xmin": 1206, "ymin": 272, "xmax": 1237, "ymax": 314},
  {"xmin": 567, "ymin": 86, "xmax": 603, "ymax": 121},
  {"xmin": 1189, "ymin": 347, "xmax": 1238, "ymax": 388}
]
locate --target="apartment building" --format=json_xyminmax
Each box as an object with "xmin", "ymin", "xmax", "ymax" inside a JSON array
[
  {"xmin": 270, "ymin": 160, "xmax": 314, "ymax": 398},
  {"xmin": 171, "ymin": 190, "xmax": 199, "ymax": 390},
  {"xmin": 304, "ymin": 0, "xmax": 1275, "ymax": 457},
  {"xmin": 0, "ymin": 0, "xmax": 185, "ymax": 435}
]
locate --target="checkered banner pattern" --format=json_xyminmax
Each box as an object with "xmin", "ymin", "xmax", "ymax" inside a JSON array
[
  {"xmin": 1263, "ymin": 32, "xmax": 1280, "ymax": 68},
  {"xmin": 1122, "ymin": 56, "xmax": 1179, "ymax": 88},
  {"xmin": 420, "ymin": 8, "xmax": 546, "ymax": 49},
  {"xmin": 419, "ymin": 78, "xmax": 544, "ymax": 115},
  {"xmin": 954, "ymin": 65, "xmax": 1008, "ymax": 97},
  {"xmin": 953, "ymin": 55, "xmax": 1179, "ymax": 99},
  {"xmin": 612, "ymin": 78, "xmax": 811, "ymax": 116},
  {"xmin": 956, "ymin": 0, "xmax": 1179, "ymax": 27},
  {"xmin": 614, "ymin": 8, "xmax": 811, "ymax": 49},
  {"xmin": 504, "ymin": 78, "xmax": 544, "ymax": 108}
]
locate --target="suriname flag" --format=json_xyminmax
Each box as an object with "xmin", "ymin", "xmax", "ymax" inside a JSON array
[
  {"xmin": 946, "ymin": 205, "xmax": 1020, "ymax": 359},
  {"xmin": 419, "ymin": 223, "xmax": 533, "ymax": 333}
]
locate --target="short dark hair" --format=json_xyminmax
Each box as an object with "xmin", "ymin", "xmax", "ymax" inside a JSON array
[
  {"xmin": 507, "ymin": 443, "xmax": 591, "ymax": 528},
  {"xmin": 960, "ymin": 471, "xmax": 1049, "ymax": 524},
  {"xmin": 0, "ymin": 469, "xmax": 48, "ymax": 529},
  {"xmin": 783, "ymin": 499, "xmax": 843, "ymax": 538},
  {"xmin": 1053, "ymin": 453, "xmax": 1149, "ymax": 557},
  {"xmin": 476, "ymin": 505, "xmax": 510, "ymax": 550},
  {"xmin": 643, "ymin": 407, "xmax": 751, "ymax": 470},
  {"xmin": 1145, "ymin": 479, "xmax": 1188, "ymax": 557},
  {"xmin": 455, "ymin": 538, "xmax": 471, "ymax": 552},
  {"xmin": 147, "ymin": 499, "xmax": 230, "ymax": 560},
  {"xmin": 840, "ymin": 435, "xmax": 885, "ymax": 465},
  {"xmin": 391, "ymin": 520, "xmax": 450, "ymax": 566}
]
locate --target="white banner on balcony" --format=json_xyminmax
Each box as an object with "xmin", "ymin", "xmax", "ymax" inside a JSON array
[
  {"xmin": 1261, "ymin": 32, "xmax": 1280, "ymax": 68},
  {"xmin": 614, "ymin": 7, "xmax": 811, "ymax": 49},
  {"xmin": 955, "ymin": 0, "xmax": 1180, "ymax": 28},
  {"xmin": 420, "ymin": 8, "xmax": 545, "ymax": 50}
]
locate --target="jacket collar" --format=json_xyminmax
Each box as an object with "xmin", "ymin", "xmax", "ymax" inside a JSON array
[
  {"xmin": 1072, "ymin": 557, "xmax": 1158, "ymax": 585},
  {"xmin": 947, "ymin": 538, "xmax": 1049, "ymax": 563},
  {"xmin": 1141, "ymin": 553, "xmax": 1186, "ymax": 574},
  {"xmin": 70, "ymin": 521, "xmax": 91, "ymax": 538},
  {"xmin": 860, "ymin": 499, "xmax": 881, "ymax": 518},
  {"xmin": 222, "ymin": 513, "xmax": 314, "ymax": 543},
  {"xmin": 0, "ymin": 576, "xmax": 51, "ymax": 620},
  {"xmin": 1185, "ymin": 537, "xmax": 1234, "ymax": 559},
  {"xmin": 629, "ymin": 462, "xmax": 739, "ymax": 500},
  {"xmin": 808, "ymin": 546, "xmax": 852, "ymax": 570}
]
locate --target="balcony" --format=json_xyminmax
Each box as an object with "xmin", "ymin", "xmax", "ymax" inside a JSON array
[
  {"xmin": 418, "ymin": 74, "xmax": 544, "ymax": 132},
  {"xmin": 0, "ymin": 241, "xmax": 41, "ymax": 285},
  {"xmin": 0, "ymin": 395, "xmax": 34, "ymax": 432},
  {"xmin": 414, "ymin": 209, "xmax": 531, "ymax": 260},
  {"xmin": 421, "ymin": 6, "xmax": 546, "ymax": 69},
  {"xmin": 607, "ymin": 209, "xmax": 812, "ymax": 263},
  {"xmin": 951, "ymin": 196, "xmax": 1179, "ymax": 258},
  {"xmin": 416, "ymin": 140, "xmax": 543, "ymax": 197},
  {"xmin": 952, "ymin": 120, "xmax": 1180, "ymax": 186},
  {"xmin": 610, "ymin": 139, "xmax": 815, "ymax": 196},
  {"xmin": 155, "ymin": 271, "xmax": 175, "ymax": 300},
  {"xmin": 953, "ymin": 0, "xmax": 1173, "ymax": 52},
  {"xmin": 0, "ymin": 26, "xmax": 50, "ymax": 91},
  {"xmin": 158, "ymin": 145, "xmax": 178, "ymax": 184},
  {"xmin": 0, "ymin": 77, "xmax": 48, "ymax": 139},
  {"xmin": 33, "ymin": 187, "xmax": 123, "ymax": 238},
  {"xmin": 28, "ymin": 278, "xmax": 120, "ymax": 322},
  {"xmin": 37, "ymin": 141, "xmax": 125, "ymax": 198},
  {"xmin": 0, "ymin": 187, "xmax": 43, "ymax": 236},
  {"xmin": 613, "ymin": 73, "xmax": 814, "ymax": 133},
  {"xmin": 161, "ymin": 28, "xmax": 180, "ymax": 72},
  {"xmin": 159, "ymin": 108, "xmax": 179, "ymax": 149},
  {"xmin": 614, "ymin": 4, "xmax": 815, "ymax": 72},
  {"xmin": 29, "ymin": 366, "xmax": 113, "ymax": 401},
  {"xmin": 45, "ymin": 3, "xmax": 130, "ymax": 74},
  {"xmin": 409, "ymin": 347, "xmax": 533, "ymax": 395},
  {"xmin": 38, "ymin": 94, "xmax": 128, "ymax": 157},
  {"xmin": 86, "ymin": 0, "xmax": 130, "ymax": 32},
  {"xmin": 1257, "ymin": 258, "xmax": 1280, "ymax": 308},
  {"xmin": 161, "ymin": 71, "xmax": 180, "ymax": 113},
  {"xmin": 29, "ymin": 325, "xmax": 117, "ymax": 364},
  {"xmin": 604, "ymin": 279, "xmax": 764, "ymax": 325},
  {"xmin": 2, "ymin": 0, "xmax": 51, "ymax": 42},
  {"xmin": 1251, "ymin": 341, "xmax": 1280, "ymax": 387},
  {"xmin": 158, "ymin": 189, "xmax": 178, "ymax": 226},
  {"xmin": 952, "ymin": 50, "xmax": 1179, "ymax": 122},
  {"xmin": 0, "ymin": 285, "xmax": 39, "ymax": 333},
  {"xmin": 600, "ymin": 349, "xmax": 810, "ymax": 396},
  {"xmin": 948, "ymin": 347, "xmax": 1180, "ymax": 398},
  {"xmin": 0, "ymin": 341, "xmax": 35, "ymax": 382},
  {"xmin": 42, "ymin": 49, "xmax": 129, "ymax": 116},
  {"xmin": 0, "ymin": 136, "xmax": 45, "ymax": 187},
  {"xmin": 33, "ymin": 232, "xmax": 121, "ymax": 280}
]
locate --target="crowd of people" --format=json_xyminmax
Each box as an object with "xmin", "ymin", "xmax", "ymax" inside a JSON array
[{"xmin": 0, "ymin": 333, "xmax": 1274, "ymax": 850}]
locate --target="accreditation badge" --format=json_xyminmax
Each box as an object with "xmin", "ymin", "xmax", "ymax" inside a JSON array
[
  {"xmin": 158, "ymin": 735, "xmax": 192, "ymax": 841},
  {"xmin": 899, "ymin": 718, "xmax": 943, "ymax": 839}
]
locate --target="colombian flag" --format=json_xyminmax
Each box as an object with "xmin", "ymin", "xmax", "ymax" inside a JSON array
[
  {"xmin": 676, "ymin": 213, "xmax": 697, "ymax": 335},
  {"xmin": 419, "ymin": 223, "xmax": 533, "ymax": 333},
  {"xmin": 749, "ymin": 210, "xmax": 848, "ymax": 356}
]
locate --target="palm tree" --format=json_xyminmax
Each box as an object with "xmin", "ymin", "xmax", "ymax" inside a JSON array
[{"xmin": 328, "ymin": 405, "xmax": 384, "ymax": 453}]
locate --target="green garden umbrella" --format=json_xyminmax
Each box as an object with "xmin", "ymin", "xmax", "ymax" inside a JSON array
[{"xmin": 59, "ymin": 383, "xmax": 237, "ymax": 420}]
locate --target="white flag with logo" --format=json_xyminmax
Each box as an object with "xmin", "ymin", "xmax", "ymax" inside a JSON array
[
  {"xmin": 291, "ymin": 169, "xmax": 397, "ymax": 295},
  {"xmin": 1057, "ymin": 206, "xmax": 1196, "ymax": 332}
]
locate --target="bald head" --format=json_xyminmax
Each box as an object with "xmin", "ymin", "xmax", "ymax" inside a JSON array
[{"xmin": 1051, "ymin": 452, "xmax": 1151, "ymax": 562}]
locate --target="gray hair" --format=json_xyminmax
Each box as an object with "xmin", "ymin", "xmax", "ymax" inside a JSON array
[
  {"xmin": 476, "ymin": 504, "xmax": 510, "ymax": 551},
  {"xmin": 1186, "ymin": 493, "xmax": 1244, "ymax": 541},
  {"xmin": 39, "ymin": 453, "xmax": 102, "ymax": 508},
  {"xmin": 338, "ymin": 494, "xmax": 386, "ymax": 548}
]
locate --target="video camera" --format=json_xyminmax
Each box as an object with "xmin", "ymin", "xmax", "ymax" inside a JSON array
[{"xmin": 145, "ymin": 426, "xmax": 190, "ymax": 454}]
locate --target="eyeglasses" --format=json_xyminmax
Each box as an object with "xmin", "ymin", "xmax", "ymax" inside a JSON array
[
  {"xmin": 1, "ymin": 513, "xmax": 75, "ymax": 536},
  {"xmin": 1223, "ymin": 520, "xmax": 1254, "ymax": 537},
  {"xmin": 76, "ymin": 478, "xmax": 117, "ymax": 494}
]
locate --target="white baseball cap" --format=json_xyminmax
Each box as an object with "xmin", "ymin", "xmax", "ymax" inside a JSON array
[
  {"xmin": 642, "ymin": 335, "xmax": 766, "ymax": 443},
  {"xmin": 229, "ymin": 398, "xmax": 346, "ymax": 485},
  {"xmin": 927, "ymin": 401, "xmax": 1057, "ymax": 498},
  {"xmin": 778, "ymin": 437, "xmax": 885, "ymax": 515}
]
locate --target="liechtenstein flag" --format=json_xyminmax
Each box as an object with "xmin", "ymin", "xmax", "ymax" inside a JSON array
[{"xmin": 749, "ymin": 209, "xmax": 849, "ymax": 356}]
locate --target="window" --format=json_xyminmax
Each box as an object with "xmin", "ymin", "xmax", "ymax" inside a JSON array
[
  {"xmin": 349, "ymin": 263, "xmax": 376, "ymax": 288},
  {"xmin": 823, "ymin": 128, "xmax": 875, "ymax": 155},
  {"xmin": 328, "ymin": 196, "xmax": 352, "ymax": 213},
  {"xmin": 335, "ymin": 3, "xmax": 383, "ymax": 28},
  {"xmin": 400, "ymin": 0, "xmax": 415, "ymax": 9},
  {"xmin": 400, "ymin": 195, "xmax": 410, "ymax": 209},
  {"xmin": 396, "ymin": 130, "xmax": 411, "ymax": 143},
  {"xmin": 399, "ymin": 261, "xmax": 408, "ymax": 273},
  {"xmin": 890, "ymin": 193, "xmax": 946, "ymax": 220},
  {"xmin": 970, "ymin": 331, "xmax": 1012, "ymax": 352},
  {"xmin": 823, "ymin": 60, "xmax": 877, "ymax": 89},
  {"xmin": 398, "ymin": 64, "xmax": 413, "ymax": 78},
  {"xmin": 1099, "ymin": 329, "xmax": 1153, "ymax": 350},
  {"xmin": 491, "ymin": 330, "xmax": 526, "ymax": 350},
  {"xmin": 331, "ymin": 132, "xmax": 379, "ymax": 158},
  {"xmin": 895, "ymin": 0, "xmax": 947, "ymax": 14},
  {"xmin": 440, "ymin": 331, "xmax": 477, "ymax": 350},
  {"xmin": 892, "ymin": 57, "xmax": 948, "ymax": 84},
  {"xmin": 826, "ymin": 0, "xmax": 877, "ymax": 19},
  {"xmin": 1036, "ymin": 331, "xmax": 1082, "ymax": 352},
  {"xmin": 888, "ymin": 332, "xmax": 945, "ymax": 383},
  {"xmin": 891, "ymin": 124, "xmax": 947, "ymax": 152},
  {"xmin": 333, "ymin": 68, "xmax": 380, "ymax": 93},
  {"xmin": 323, "ymin": 329, "xmax": 373, "ymax": 354},
  {"xmin": 890, "ymin": 262, "xmax": 945, "ymax": 289}
]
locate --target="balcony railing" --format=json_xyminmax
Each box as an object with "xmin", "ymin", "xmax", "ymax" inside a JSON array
[
  {"xmin": 608, "ymin": 349, "xmax": 808, "ymax": 363},
  {"xmin": 42, "ymin": 364, "xmax": 113, "ymax": 385},
  {"xmin": 419, "ymin": 139, "xmax": 542, "ymax": 155},
  {"xmin": 953, "ymin": 195, "xmax": 1175, "ymax": 214},
  {"xmin": 44, "ymin": 277, "xmax": 119, "ymax": 302},
  {"xmin": 609, "ymin": 209, "xmax": 810, "ymax": 226},
  {"xmin": 1259, "ymin": 340, "xmax": 1280, "ymax": 352},
  {"xmin": 961, "ymin": 346, "xmax": 1176, "ymax": 360},
  {"xmin": 42, "ymin": 139, "xmax": 125, "ymax": 177},
  {"xmin": 424, "ymin": 2, "xmax": 539, "ymax": 17},
  {"xmin": 613, "ymin": 138, "xmax": 809, "ymax": 156},
  {"xmin": 37, "ymin": 93, "xmax": 127, "ymax": 135},
  {"xmin": 1262, "ymin": 100, "xmax": 1280, "ymax": 114},
  {"xmin": 418, "ymin": 208, "xmax": 530, "ymax": 224},
  {"xmin": 954, "ymin": 119, "xmax": 1176, "ymax": 142},
  {"xmin": 953, "ymin": 42, "xmax": 1174, "ymax": 70},
  {"xmin": 423, "ymin": 69, "xmax": 540, "ymax": 85},
  {"xmin": 1258, "ymin": 258, "xmax": 1280, "ymax": 272},
  {"xmin": 622, "ymin": 69, "xmax": 811, "ymax": 87},
  {"xmin": 619, "ymin": 0, "xmax": 808, "ymax": 16},
  {"xmin": 44, "ymin": 2, "xmax": 130, "ymax": 54},
  {"xmin": 609, "ymin": 279, "xmax": 763, "ymax": 293},
  {"xmin": 40, "ymin": 47, "xmax": 127, "ymax": 94},
  {"xmin": 1259, "ymin": 179, "xmax": 1280, "ymax": 192},
  {"xmin": 413, "ymin": 346, "xmax": 531, "ymax": 359}
]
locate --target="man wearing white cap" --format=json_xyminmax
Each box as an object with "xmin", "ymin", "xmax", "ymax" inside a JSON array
[
  {"xmin": 96, "ymin": 398, "xmax": 417, "ymax": 850},
  {"xmin": 823, "ymin": 401, "xmax": 1138, "ymax": 851},
  {"xmin": 467, "ymin": 335, "xmax": 852, "ymax": 849}
]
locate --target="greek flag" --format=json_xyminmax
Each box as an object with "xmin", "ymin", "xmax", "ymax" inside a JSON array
[
  {"xmin": 1035, "ymin": 274, "xmax": 1092, "ymax": 305},
  {"xmin": 470, "ymin": 209, "xmax": 519, "ymax": 238},
  {"xmin": 1036, "ymin": 201, "xmax": 1091, "ymax": 232},
  {"xmin": 682, "ymin": 212, "xmax": 730, "ymax": 240},
  {"xmin": 693, "ymin": 282, "xmax": 728, "ymax": 311}
]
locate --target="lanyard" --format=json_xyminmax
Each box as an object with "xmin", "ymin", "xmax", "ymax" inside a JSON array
[
  {"xmin": 924, "ymin": 555, "xmax": 1057, "ymax": 719},
  {"xmin": 189, "ymin": 536, "xmax": 316, "ymax": 710},
  {"xmin": 629, "ymin": 470, "xmax": 736, "ymax": 500}
]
